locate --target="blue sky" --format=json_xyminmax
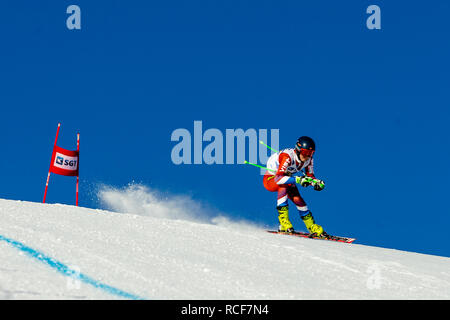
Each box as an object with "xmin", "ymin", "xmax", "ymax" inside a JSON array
[{"xmin": 0, "ymin": 1, "xmax": 449, "ymax": 257}]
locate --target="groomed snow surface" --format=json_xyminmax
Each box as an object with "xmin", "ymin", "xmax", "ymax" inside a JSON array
[{"xmin": 0, "ymin": 193, "xmax": 449, "ymax": 300}]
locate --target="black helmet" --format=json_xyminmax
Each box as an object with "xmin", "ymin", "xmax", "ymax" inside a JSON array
[{"xmin": 295, "ymin": 136, "xmax": 315, "ymax": 157}]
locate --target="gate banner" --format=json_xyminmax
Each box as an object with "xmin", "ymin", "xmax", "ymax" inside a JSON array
[{"xmin": 49, "ymin": 146, "xmax": 79, "ymax": 176}]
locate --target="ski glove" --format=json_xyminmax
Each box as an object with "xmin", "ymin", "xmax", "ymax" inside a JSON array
[
  {"xmin": 311, "ymin": 179, "xmax": 325, "ymax": 191},
  {"xmin": 295, "ymin": 176, "xmax": 325, "ymax": 191},
  {"xmin": 295, "ymin": 176, "xmax": 314, "ymax": 187}
]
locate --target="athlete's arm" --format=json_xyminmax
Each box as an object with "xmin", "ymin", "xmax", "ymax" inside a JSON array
[
  {"xmin": 274, "ymin": 153, "xmax": 297, "ymax": 185},
  {"xmin": 305, "ymin": 158, "xmax": 315, "ymax": 178}
]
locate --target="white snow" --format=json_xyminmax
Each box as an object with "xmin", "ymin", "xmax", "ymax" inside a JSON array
[{"xmin": 0, "ymin": 197, "xmax": 449, "ymax": 300}]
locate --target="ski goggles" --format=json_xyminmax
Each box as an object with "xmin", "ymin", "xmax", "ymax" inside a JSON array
[{"xmin": 297, "ymin": 148, "xmax": 315, "ymax": 157}]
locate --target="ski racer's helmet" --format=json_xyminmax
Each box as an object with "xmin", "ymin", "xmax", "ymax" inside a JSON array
[{"xmin": 295, "ymin": 136, "xmax": 315, "ymax": 157}]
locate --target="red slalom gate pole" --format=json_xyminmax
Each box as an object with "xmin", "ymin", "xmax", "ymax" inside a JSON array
[
  {"xmin": 43, "ymin": 123, "xmax": 61, "ymax": 203},
  {"xmin": 76, "ymin": 133, "xmax": 80, "ymax": 206}
]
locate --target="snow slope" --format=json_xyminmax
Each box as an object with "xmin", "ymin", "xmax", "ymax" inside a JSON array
[{"xmin": 0, "ymin": 198, "xmax": 449, "ymax": 300}]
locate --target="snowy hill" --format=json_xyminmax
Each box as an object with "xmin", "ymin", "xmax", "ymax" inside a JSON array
[{"xmin": 0, "ymin": 197, "xmax": 449, "ymax": 300}]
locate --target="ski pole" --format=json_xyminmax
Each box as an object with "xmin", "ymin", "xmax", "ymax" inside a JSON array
[
  {"xmin": 259, "ymin": 140, "xmax": 278, "ymax": 153},
  {"xmin": 243, "ymin": 160, "xmax": 276, "ymax": 173}
]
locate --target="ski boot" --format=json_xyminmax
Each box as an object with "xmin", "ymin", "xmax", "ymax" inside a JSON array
[
  {"xmin": 301, "ymin": 212, "xmax": 325, "ymax": 237},
  {"xmin": 277, "ymin": 206, "xmax": 294, "ymax": 233}
]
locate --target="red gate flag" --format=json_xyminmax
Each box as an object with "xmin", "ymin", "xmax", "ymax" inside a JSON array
[
  {"xmin": 50, "ymin": 146, "xmax": 79, "ymax": 176},
  {"xmin": 43, "ymin": 123, "xmax": 80, "ymax": 206}
]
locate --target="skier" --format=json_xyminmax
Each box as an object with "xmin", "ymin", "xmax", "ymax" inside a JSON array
[{"xmin": 263, "ymin": 136, "xmax": 326, "ymax": 235}]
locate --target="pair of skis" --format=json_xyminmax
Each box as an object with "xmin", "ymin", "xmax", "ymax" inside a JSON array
[{"xmin": 267, "ymin": 230, "xmax": 355, "ymax": 243}]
